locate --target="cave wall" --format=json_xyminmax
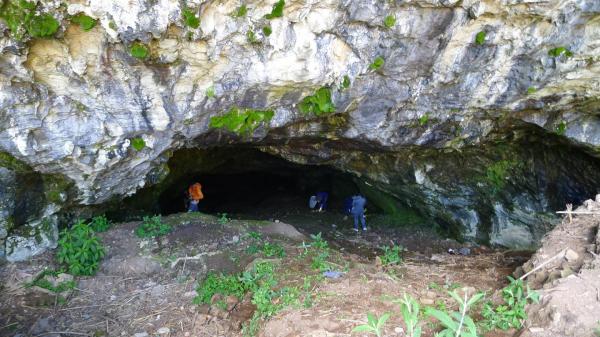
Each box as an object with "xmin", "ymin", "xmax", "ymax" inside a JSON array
[{"xmin": 1, "ymin": 0, "xmax": 600, "ymax": 259}]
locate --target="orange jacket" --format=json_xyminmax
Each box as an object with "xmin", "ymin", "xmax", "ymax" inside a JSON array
[{"xmin": 188, "ymin": 183, "xmax": 204, "ymax": 201}]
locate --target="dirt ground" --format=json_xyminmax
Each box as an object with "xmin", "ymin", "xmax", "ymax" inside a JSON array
[
  {"xmin": 517, "ymin": 196, "xmax": 600, "ymax": 337},
  {"xmin": 1, "ymin": 209, "xmax": 530, "ymax": 337}
]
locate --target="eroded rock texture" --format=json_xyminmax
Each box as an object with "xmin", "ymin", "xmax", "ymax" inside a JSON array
[{"xmin": 1, "ymin": 0, "xmax": 600, "ymax": 259}]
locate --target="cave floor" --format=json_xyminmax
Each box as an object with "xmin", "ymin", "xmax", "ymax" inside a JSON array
[{"xmin": 0, "ymin": 211, "xmax": 525, "ymax": 337}]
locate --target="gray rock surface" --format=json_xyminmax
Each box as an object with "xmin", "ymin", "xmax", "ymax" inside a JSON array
[{"xmin": 1, "ymin": 0, "xmax": 600, "ymax": 255}]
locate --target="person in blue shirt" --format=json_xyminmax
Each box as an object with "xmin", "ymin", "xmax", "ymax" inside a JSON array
[{"xmin": 351, "ymin": 194, "xmax": 367, "ymax": 232}]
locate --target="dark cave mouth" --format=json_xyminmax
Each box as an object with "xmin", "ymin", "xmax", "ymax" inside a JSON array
[{"xmin": 128, "ymin": 147, "xmax": 394, "ymax": 220}]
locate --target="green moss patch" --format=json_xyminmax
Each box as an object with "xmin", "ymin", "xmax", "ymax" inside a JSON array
[
  {"xmin": 265, "ymin": 0, "xmax": 284, "ymax": 19},
  {"xmin": 70, "ymin": 13, "xmax": 96, "ymax": 31},
  {"xmin": 548, "ymin": 47, "xmax": 573, "ymax": 58},
  {"xmin": 182, "ymin": 8, "xmax": 200, "ymax": 28},
  {"xmin": 475, "ymin": 31, "xmax": 486, "ymax": 45},
  {"xmin": 0, "ymin": 0, "xmax": 59, "ymax": 40},
  {"xmin": 369, "ymin": 56, "xmax": 385, "ymax": 71},
  {"xmin": 384, "ymin": 15, "xmax": 395, "ymax": 28},
  {"xmin": 130, "ymin": 42, "xmax": 149, "ymax": 59},
  {"xmin": 131, "ymin": 137, "xmax": 146, "ymax": 151},
  {"xmin": 209, "ymin": 107, "xmax": 275, "ymax": 135}
]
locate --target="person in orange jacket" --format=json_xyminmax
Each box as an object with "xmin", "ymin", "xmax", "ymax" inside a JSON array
[{"xmin": 187, "ymin": 182, "xmax": 204, "ymax": 212}]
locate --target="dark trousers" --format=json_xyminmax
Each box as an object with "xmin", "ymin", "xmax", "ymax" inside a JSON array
[{"xmin": 353, "ymin": 212, "xmax": 366, "ymax": 230}]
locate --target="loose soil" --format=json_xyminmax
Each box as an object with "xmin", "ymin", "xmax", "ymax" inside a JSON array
[{"xmin": 1, "ymin": 209, "xmax": 530, "ymax": 337}]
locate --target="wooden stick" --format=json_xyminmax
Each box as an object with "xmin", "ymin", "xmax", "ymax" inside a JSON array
[
  {"xmin": 519, "ymin": 248, "xmax": 567, "ymax": 281},
  {"xmin": 556, "ymin": 211, "xmax": 600, "ymax": 214},
  {"xmin": 34, "ymin": 332, "xmax": 89, "ymax": 336}
]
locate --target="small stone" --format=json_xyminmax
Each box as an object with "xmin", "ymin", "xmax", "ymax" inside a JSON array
[
  {"xmin": 184, "ymin": 291, "xmax": 196, "ymax": 298},
  {"xmin": 157, "ymin": 327, "xmax": 170, "ymax": 334},
  {"xmin": 274, "ymin": 219, "xmax": 280, "ymax": 223},
  {"xmin": 394, "ymin": 326, "xmax": 404, "ymax": 334},
  {"xmin": 425, "ymin": 291, "xmax": 436, "ymax": 298},
  {"xmin": 564, "ymin": 249, "xmax": 579, "ymax": 262},
  {"xmin": 133, "ymin": 333, "xmax": 148, "ymax": 337},
  {"xmin": 184, "ymin": 333, "xmax": 190, "ymax": 337},
  {"xmin": 420, "ymin": 298, "xmax": 434, "ymax": 305},
  {"xmin": 529, "ymin": 327, "xmax": 544, "ymax": 333}
]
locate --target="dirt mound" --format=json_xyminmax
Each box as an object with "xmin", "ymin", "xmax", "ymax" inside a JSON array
[{"xmin": 519, "ymin": 195, "xmax": 600, "ymax": 337}]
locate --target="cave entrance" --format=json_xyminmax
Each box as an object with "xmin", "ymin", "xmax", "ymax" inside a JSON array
[{"xmin": 149, "ymin": 147, "xmax": 381, "ymax": 219}]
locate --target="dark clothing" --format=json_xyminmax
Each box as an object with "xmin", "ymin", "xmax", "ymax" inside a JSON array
[
  {"xmin": 343, "ymin": 197, "xmax": 353, "ymax": 215},
  {"xmin": 315, "ymin": 191, "xmax": 329, "ymax": 211},
  {"xmin": 188, "ymin": 200, "xmax": 199, "ymax": 212},
  {"xmin": 351, "ymin": 195, "xmax": 367, "ymax": 230}
]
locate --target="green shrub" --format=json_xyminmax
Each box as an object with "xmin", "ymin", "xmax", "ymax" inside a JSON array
[
  {"xmin": 130, "ymin": 42, "xmax": 149, "ymax": 59},
  {"xmin": 206, "ymin": 85, "xmax": 215, "ymax": 98},
  {"xmin": 352, "ymin": 312, "xmax": 390, "ymax": 337},
  {"xmin": 235, "ymin": 4, "xmax": 248, "ymax": 17},
  {"xmin": 261, "ymin": 242, "xmax": 285, "ymax": 257},
  {"xmin": 182, "ymin": 8, "xmax": 199, "ymax": 28},
  {"xmin": 135, "ymin": 215, "xmax": 171, "ymax": 239},
  {"xmin": 384, "ymin": 15, "xmax": 395, "ymax": 28},
  {"xmin": 209, "ymin": 107, "xmax": 274, "ymax": 135},
  {"xmin": 485, "ymin": 160, "xmax": 516, "ymax": 191},
  {"xmin": 298, "ymin": 87, "xmax": 335, "ymax": 116},
  {"xmin": 262, "ymin": 25, "xmax": 272, "ymax": 36},
  {"xmin": 527, "ymin": 86, "xmax": 537, "ymax": 95},
  {"xmin": 90, "ymin": 215, "xmax": 112, "ymax": 232},
  {"xmin": 475, "ymin": 31, "xmax": 486, "ymax": 45},
  {"xmin": 217, "ymin": 213, "xmax": 230, "ymax": 224},
  {"xmin": 265, "ymin": 0, "xmax": 284, "ymax": 19},
  {"xmin": 369, "ymin": 56, "xmax": 385, "ymax": 71},
  {"xmin": 0, "ymin": 0, "xmax": 59, "ymax": 40},
  {"xmin": 71, "ymin": 13, "xmax": 96, "ymax": 31},
  {"xmin": 27, "ymin": 270, "xmax": 76, "ymax": 293},
  {"xmin": 130, "ymin": 137, "xmax": 145, "ymax": 151},
  {"xmin": 394, "ymin": 294, "xmax": 422, "ymax": 337},
  {"xmin": 425, "ymin": 290, "xmax": 484, "ymax": 337},
  {"xmin": 548, "ymin": 46, "xmax": 573, "ymax": 58},
  {"xmin": 194, "ymin": 272, "xmax": 248, "ymax": 304},
  {"xmin": 418, "ymin": 114, "xmax": 429, "ymax": 126},
  {"xmin": 379, "ymin": 244, "xmax": 404, "ymax": 266},
  {"xmin": 480, "ymin": 277, "xmax": 539, "ymax": 331},
  {"xmin": 56, "ymin": 220, "xmax": 105, "ymax": 276}
]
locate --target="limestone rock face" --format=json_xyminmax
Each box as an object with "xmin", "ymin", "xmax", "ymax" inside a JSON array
[{"xmin": 1, "ymin": 0, "xmax": 600, "ymax": 256}]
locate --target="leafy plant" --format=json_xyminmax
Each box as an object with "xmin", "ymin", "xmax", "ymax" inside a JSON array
[
  {"xmin": 352, "ymin": 312, "xmax": 390, "ymax": 337},
  {"xmin": 182, "ymin": 8, "xmax": 200, "ymax": 28},
  {"xmin": 379, "ymin": 244, "xmax": 404, "ymax": 266},
  {"xmin": 425, "ymin": 290, "xmax": 484, "ymax": 337},
  {"xmin": 130, "ymin": 42, "xmax": 149, "ymax": 59},
  {"xmin": 71, "ymin": 13, "xmax": 96, "ymax": 31},
  {"xmin": 394, "ymin": 294, "xmax": 422, "ymax": 337},
  {"xmin": 298, "ymin": 87, "xmax": 335, "ymax": 116},
  {"xmin": 265, "ymin": 0, "xmax": 284, "ymax": 19},
  {"xmin": 209, "ymin": 107, "xmax": 274, "ymax": 135},
  {"xmin": 56, "ymin": 220, "xmax": 105, "ymax": 276},
  {"xmin": 90, "ymin": 215, "xmax": 112, "ymax": 232},
  {"xmin": 418, "ymin": 114, "xmax": 429, "ymax": 126},
  {"xmin": 369, "ymin": 56, "xmax": 385, "ymax": 71},
  {"xmin": 206, "ymin": 85, "xmax": 215, "ymax": 98},
  {"xmin": 130, "ymin": 137, "xmax": 145, "ymax": 151},
  {"xmin": 218, "ymin": 213, "xmax": 230, "ymax": 224},
  {"xmin": 555, "ymin": 121, "xmax": 567, "ymax": 135},
  {"xmin": 475, "ymin": 31, "xmax": 486, "ymax": 45},
  {"xmin": 384, "ymin": 15, "xmax": 396, "ymax": 28},
  {"xmin": 28, "ymin": 13, "xmax": 60, "ymax": 38},
  {"xmin": 135, "ymin": 215, "xmax": 172, "ymax": 248},
  {"xmin": 261, "ymin": 242, "xmax": 286, "ymax": 258},
  {"xmin": 235, "ymin": 4, "xmax": 248, "ymax": 17},
  {"xmin": 194, "ymin": 272, "xmax": 247, "ymax": 304},
  {"xmin": 548, "ymin": 47, "xmax": 573, "ymax": 58},
  {"xmin": 527, "ymin": 86, "xmax": 537, "ymax": 95},
  {"xmin": 247, "ymin": 30, "xmax": 260, "ymax": 44},
  {"xmin": 262, "ymin": 25, "xmax": 272, "ymax": 36},
  {"xmin": 27, "ymin": 270, "xmax": 76, "ymax": 294},
  {"xmin": 480, "ymin": 277, "xmax": 539, "ymax": 331},
  {"xmin": 341, "ymin": 75, "xmax": 351, "ymax": 89}
]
